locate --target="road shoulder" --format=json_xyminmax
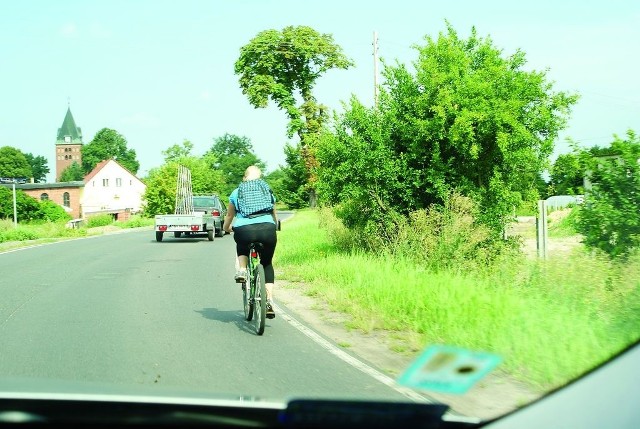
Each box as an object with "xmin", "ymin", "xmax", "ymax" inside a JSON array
[{"xmin": 275, "ymin": 280, "xmax": 541, "ymax": 420}]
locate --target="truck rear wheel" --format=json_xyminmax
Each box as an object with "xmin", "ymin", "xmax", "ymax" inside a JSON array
[
  {"xmin": 156, "ymin": 231, "xmax": 164, "ymax": 242},
  {"xmin": 207, "ymin": 230, "xmax": 214, "ymax": 241}
]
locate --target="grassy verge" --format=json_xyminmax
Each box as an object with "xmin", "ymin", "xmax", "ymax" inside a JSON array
[
  {"xmin": 0, "ymin": 215, "xmax": 154, "ymax": 251},
  {"xmin": 275, "ymin": 209, "xmax": 640, "ymax": 391}
]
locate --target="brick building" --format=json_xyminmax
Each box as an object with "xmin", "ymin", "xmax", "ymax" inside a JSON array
[
  {"xmin": 1, "ymin": 106, "xmax": 146, "ymax": 222},
  {"xmin": 55, "ymin": 107, "xmax": 83, "ymax": 181},
  {"xmin": 0, "ymin": 182, "xmax": 84, "ymax": 219}
]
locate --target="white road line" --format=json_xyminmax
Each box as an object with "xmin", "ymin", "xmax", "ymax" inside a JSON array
[{"xmin": 272, "ymin": 302, "xmax": 432, "ymax": 403}]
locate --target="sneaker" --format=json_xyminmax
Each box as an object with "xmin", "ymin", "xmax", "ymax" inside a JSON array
[
  {"xmin": 235, "ymin": 269, "xmax": 247, "ymax": 283},
  {"xmin": 266, "ymin": 301, "xmax": 276, "ymax": 319}
]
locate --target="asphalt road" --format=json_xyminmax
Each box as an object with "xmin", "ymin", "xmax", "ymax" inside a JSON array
[{"xmin": 0, "ymin": 224, "xmax": 424, "ymax": 403}]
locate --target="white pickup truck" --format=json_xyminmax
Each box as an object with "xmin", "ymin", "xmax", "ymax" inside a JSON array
[{"xmin": 154, "ymin": 212, "xmax": 215, "ymax": 242}]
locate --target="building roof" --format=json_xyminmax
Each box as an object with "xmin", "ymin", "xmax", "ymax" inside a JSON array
[
  {"xmin": 83, "ymin": 160, "xmax": 110, "ymax": 183},
  {"xmin": 0, "ymin": 181, "xmax": 84, "ymax": 190},
  {"xmin": 56, "ymin": 107, "xmax": 83, "ymax": 143},
  {"xmin": 83, "ymin": 159, "xmax": 145, "ymax": 186}
]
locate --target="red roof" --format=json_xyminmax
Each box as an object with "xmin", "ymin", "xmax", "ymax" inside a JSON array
[{"xmin": 83, "ymin": 159, "xmax": 145, "ymax": 186}]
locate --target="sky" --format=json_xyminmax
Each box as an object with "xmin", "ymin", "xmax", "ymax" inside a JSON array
[{"xmin": 2, "ymin": 0, "xmax": 639, "ymax": 182}]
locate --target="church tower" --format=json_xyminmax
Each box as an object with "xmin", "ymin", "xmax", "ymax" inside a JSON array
[{"xmin": 55, "ymin": 106, "xmax": 83, "ymax": 181}]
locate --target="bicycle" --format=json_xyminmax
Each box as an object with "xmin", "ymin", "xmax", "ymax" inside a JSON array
[{"xmin": 241, "ymin": 242, "xmax": 267, "ymax": 336}]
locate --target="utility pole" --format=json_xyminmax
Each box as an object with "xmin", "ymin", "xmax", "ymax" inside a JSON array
[
  {"xmin": 12, "ymin": 181, "xmax": 17, "ymax": 227},
  {"xmin": 373, "ymin": 31, "xmax": 379, "ymax": 108}
]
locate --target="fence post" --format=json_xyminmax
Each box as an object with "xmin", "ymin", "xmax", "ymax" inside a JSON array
[{"xmin": 536, "ymin": 200, "xmax": 548, "ymax": 259}]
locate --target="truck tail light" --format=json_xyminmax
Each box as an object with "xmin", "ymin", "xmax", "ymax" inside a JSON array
[
  {"xmin": 212, "ymin": 209, "xmax": 220, "ymax": 216},
  {"xmin": 158, "ymin": 225, "xmax": 167, "ymax": 231},
  {"xmin": 191, "ymin": 225, "xmax": 200, "ymax": 231}
]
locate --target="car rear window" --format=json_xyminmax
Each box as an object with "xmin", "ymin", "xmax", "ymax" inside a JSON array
[{"xmin": 193, "ymin": 197, "xmax": 218, "ymax": 207}]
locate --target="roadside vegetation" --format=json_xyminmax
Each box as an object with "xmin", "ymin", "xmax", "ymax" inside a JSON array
[
  {"xmin": 276, "ymin": 209, "xmax": 640, "ymax": 391},
  {"xmin": 0, "ymin": 214, "xmax": 153, "ymax": 251},
  {"xmin": 1, "ymin": 19, "xmax": 638, "ymax": 396}
]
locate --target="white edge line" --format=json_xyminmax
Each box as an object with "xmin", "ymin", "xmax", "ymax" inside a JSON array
[
  {"xmin": 274, "ymin": 303, "xmax": 480, "ymax": 423},
  {"xmin": 272, "ymin": 302, "xmax": 431, "ymax": 403}
]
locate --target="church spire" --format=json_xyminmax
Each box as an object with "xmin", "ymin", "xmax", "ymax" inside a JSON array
[{"xmin": 56, "ymin": 105, "xmax": 82, "ymax": 143}]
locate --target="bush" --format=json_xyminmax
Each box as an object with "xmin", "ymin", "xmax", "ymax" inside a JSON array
[
  {"xmin": 576, "ymin": 131, "xmax": 640, "ymax": 258},
  {"xmin": 37, "ymin": 200, "xmax": 72, "ymax": 222},
  {"xmin": 86, "ymin": 214, "xmax": 114, "ymax": 228},
  {"xmin": 115, "ymin": 215, "xmax": 154, "ymax": 228},
  {"xmin": 322, "ymin": 192, "xmax": 519, "ymax": 272}
]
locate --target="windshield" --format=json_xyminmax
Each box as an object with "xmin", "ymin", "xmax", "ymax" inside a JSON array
[
  {"xmin": 1, "ymin": 0, "xmax": 639, "ymax": 426},
  {"xmin": 193, "ymin": 197, "xmax": 218, "ymax": 208}
]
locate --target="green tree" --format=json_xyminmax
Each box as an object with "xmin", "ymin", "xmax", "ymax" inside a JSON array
[
  {"xmin": 206, "ymin": 133, "xmax": 266, "ymax": 198},
  {"xmin": 82, "ymin": 128, "xmax": 140, "ymax": 174},
  {"xmin": 23, "ymin": 153, "xmax": 50, "ymax": 183},
  {"xmin": 162, "ymin": 139, "xmax": 194, "ymax": 162},
  {"xmin": 0, "ymin": 187, "xmax": 41, "ymax": 221},
  {"xmin": 37, "ymin": 200, "xmax": 72, "ymax": 222},
  {"xmin": 235, "ymin": 25, "xmax": 353, "ymax": 205},
  {"xmin": 263, "ymin": 167, "xmax": 286, "ymax": 205},
  {"xmin": 142, "ymin": 154, "xmax": 225, "ymax": 217},
  {"xmin": 0, "ymin": 146, "xmax": 32, "ymax": 179},
  {"xmin": 317, "ymin": 23, "xmax": 578, "ymax": 238},
  {"xmin": 576, "ymin": 130, "xmax": 640, "ymax": 258},
  {"xmin": 281, "ymin": 142, "xmax": 316, "ymax": 209},
  {"xmin": 550, "ymin": 152, "xmax": 584, "ymax": 195},
  {"xmin": 59, "ymin": 161, "xmax": 85, "ymax": 182}
]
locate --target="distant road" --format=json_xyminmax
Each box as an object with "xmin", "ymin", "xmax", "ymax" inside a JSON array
[{"xmin": 0, "ymin": 226, "xmax": 418, "ymax": 403}]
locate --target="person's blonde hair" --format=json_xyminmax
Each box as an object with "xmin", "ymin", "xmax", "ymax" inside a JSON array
[{"xmin": 243, "ymin": 165, "xmax": 262, "ymax": 181}]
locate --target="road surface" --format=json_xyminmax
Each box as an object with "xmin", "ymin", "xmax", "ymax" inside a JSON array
[{"xmin": 0, "ymin": 226, "xmax": 425, "ymax": 403}]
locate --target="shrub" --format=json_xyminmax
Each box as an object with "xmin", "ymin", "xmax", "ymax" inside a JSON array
[
  {"xmin": 322, "ymin": 192, "xmax": 518, "ymax": 272},
  {"xmin": 86, "ymin": 214, "xmax": 114, "ymax": 228},
  {"xmin": 37, "ymin": 200, "xmax": 72, "ymax": 222},
  {"xmin": 576, "ymin": 131, "xmax": 640, "ymax": 258}
]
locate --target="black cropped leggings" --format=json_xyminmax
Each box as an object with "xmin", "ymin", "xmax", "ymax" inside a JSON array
[{"xmin": 233, "ymin": 223, "xmax": 277, "ymax": 283}]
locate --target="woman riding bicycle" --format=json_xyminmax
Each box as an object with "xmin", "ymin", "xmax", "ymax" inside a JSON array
[{"xmin": 223, "ymin": 165, "xmax": 277, "ymax": 319}]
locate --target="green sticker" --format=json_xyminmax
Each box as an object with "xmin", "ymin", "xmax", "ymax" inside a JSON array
[{"xmin": 397, "ymin": 344, "xmax": 502, "ymax": 394}]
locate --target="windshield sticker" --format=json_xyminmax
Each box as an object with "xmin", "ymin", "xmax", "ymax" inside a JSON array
[{"xmin": 397, "ymin": 344, "xmax": 502, "ymax": 394}]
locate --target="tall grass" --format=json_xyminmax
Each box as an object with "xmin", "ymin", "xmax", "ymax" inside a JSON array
[
  {"xmin": 0, "ymin": 219, "xmax": 86, "ymax": 243},
  {"xmin": 275, "ymin": 209, "xmax": 640, "ymax": 390},
  {"xmin": 0, "ymin": 215, "xmax": 153, "ymax": 248}
]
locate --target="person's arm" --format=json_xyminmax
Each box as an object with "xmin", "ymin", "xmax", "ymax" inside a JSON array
[{"xmin": 223, "ymin": 203, "xmax": 236, "ymax": 233}]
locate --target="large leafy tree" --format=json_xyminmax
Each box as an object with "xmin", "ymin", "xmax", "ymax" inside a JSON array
[
  {"xmin": 142, "ymin": 151, "xmax": 225, "ymax": 217},
  {"xmin": 205, "ymin": 133, "xmax": 266, "ymax": 198},
  {"xmin": 23, "ymin": 153, "xmax": 49, "ymax": 183},
  {"xmin": 162, "ymin": 139, "xmax": 194, "ymax": 162},
  {"xmin": 317, "ymin": 23, "xmax": 577, "ymax": 237},
  {"xmin": 278, "ymin": 143, "xmax": 310, "ymax": 209},
  {"xmin": 59, "ymin": 161, "xmax": 85, "ymax": 182},
  {"xmin": 550, "ymin": 152, "xmax": 584, "ymax": 195},
  {"xmin": 0, "ymin": 187, "xmax": 41, "ymax": 221},
  {"xmin": 82, "ymin": 128, "xmax": 140, "ymax": 175},
  {"xmin": 576, "ymin": 130, "xmax": 640, "ymax": 258},
  {"xmin": 0, "ymin": 146, "xmax": 32, "ymax": 179},
  {"xmin": 234, "ymin": 25, "xmax": 353, "ymax": 205}
]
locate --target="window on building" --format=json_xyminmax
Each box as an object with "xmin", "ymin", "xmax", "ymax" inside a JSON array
[
  {"xmin": 103, "ymin": 178, "xmax": 109, "ymax": 187},
  {"xmin": 116, "ymin": 178, "xmax": 122, "ymax": 187},
  {"xmin": 40, "ymin": 193, "xmax": 49, "ymax": 201},
  {"xmin": 63, "ymin": 192, "xmax": 70, "ymax": 207}
]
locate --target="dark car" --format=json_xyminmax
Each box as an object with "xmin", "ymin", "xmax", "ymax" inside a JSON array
[{"xmin": 192, "ymin": 194, "xmax": 227, "ymax": 237}]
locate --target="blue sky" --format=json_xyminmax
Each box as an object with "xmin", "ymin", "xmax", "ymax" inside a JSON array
[{"xmin": 2, "ymin": 0, "xmax": 638, "ymax": 181}]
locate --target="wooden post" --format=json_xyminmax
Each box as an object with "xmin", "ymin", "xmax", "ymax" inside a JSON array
[{"xmin": 536, "ymin": 200, "xmax": 548, "ymax": 259}]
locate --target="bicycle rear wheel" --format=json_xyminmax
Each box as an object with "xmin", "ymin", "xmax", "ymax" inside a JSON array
[
  {"xmin": 242, "ymin": 281, "xmax": 253, "ymax": 321},
  {"xmin": 253, "ymin": 264, "xmax": 266, "ymax": 335}
]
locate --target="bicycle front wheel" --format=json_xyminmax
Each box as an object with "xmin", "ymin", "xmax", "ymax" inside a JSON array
[{"xmin": 253, "ymin": 264, "xmax": 266, "ymax": 336}]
